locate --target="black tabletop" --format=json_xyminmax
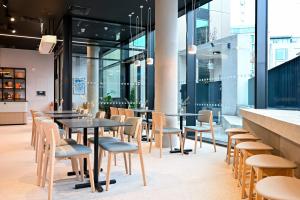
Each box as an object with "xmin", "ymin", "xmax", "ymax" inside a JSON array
[
  {"xmin": 45, "ymin": 110, "xmax": 78, "ymax": 114},
  {"xmin": 47, "ymin": 113, "xmax": 87, "ymax": 119},
  {"xmin": 133, "ymin": 108, "xmax": 154, "ymax": 113},
  {"xmin": 57, "ymin": 118, "xmax": 132, "ymax": 128},
  {"xmin": 165, "ymin": 113, "xmax": 203, "ymax": 117}
]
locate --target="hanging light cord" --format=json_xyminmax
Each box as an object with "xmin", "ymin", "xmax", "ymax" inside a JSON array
[
  {"xmin": 147, "ymin": 7, "xmax": 152, "ymax": 58},
  {"xmin": 135, "ymin": 16, "xmax": 139, "ymax": 60}
]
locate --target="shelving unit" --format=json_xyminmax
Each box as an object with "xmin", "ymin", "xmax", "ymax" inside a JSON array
[{"xmin": 0, "ymin": 67, "xmax": 26, "ymax": 102}]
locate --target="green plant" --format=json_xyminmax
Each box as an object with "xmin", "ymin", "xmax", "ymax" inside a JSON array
[{"xmin": 129, "ymin": 86, "xmax": 137, "ymax": 108}]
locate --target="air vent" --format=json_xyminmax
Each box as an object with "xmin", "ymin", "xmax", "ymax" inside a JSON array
[{"xmin": 69, "ymin": 5, "xmax": 91, "ymax": 16}]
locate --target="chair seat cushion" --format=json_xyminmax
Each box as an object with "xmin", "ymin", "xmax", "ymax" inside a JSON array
[
  {"xmin": 58, "ymin": 139, "xmax": 77, "ymax": 146},
  {"xmin": 184, "ymin": 126, "xmax": 211, "ymax": 132},
  {"xmin": 55, "ymin": 144, "xmax": 92, "ymax": 158},
  {"xmin": 88, "ymin": 136, "xmax": 120, "ymax": 145},
  {"xmin": 100, "ymin": 142, "xmax": 138, "ymax": 153},
  {"xmin": 155, "ymin": 127, "xmax": 181, "ymax": 134}
]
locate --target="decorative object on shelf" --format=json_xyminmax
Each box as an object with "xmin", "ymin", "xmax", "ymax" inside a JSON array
[
  {"xmin": 146, "ymin": 6, "xmax": 154, "ymax": 65},
  {"xmin": 15, "ymin": 71, "xmax": 25, "ymax": 78},
  {"xmin": 73, "ymin": 78, "xmax": 85, "ymax": 95}
]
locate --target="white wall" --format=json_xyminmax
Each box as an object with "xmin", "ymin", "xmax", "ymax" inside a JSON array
[{"xmin": 0, "ymin": 48, "xmax": 54, "ymax": 113}]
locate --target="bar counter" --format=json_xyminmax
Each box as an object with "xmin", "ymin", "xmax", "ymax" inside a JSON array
[{"xmin": 240, "ymin": 108, "xmax": 300, "ymax": 177}]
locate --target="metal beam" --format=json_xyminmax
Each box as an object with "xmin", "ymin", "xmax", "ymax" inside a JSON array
[{"xmin": 255, "ymin": 0, "xmax": 268, "ymax": 108}]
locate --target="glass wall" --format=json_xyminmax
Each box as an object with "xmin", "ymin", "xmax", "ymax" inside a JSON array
[
  {"xmin": 194, "ymin": 0, "xmax": 255, "ymax": 142},
  {"xmin": 268, "ymin": 0, "xmax": 300, "ymax": 109}
]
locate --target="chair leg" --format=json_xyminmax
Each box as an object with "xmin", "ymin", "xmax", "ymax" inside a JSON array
[
  {"xmin": 179, "ymin": 133, "xmax": 184, "ymax": 155},
  {"xmin": 123, "ymin": 153, "xmax": 128, "ymax": 174},
  {"xmin": 98, "ymin": 149, "xmax": 104, "ymax": 175},
  {"xmin": 248, "ymin": 166, "xmax": 255, "ymax": 200},
  {"xmin": 227, "ymin": 135, "xmax": 232, "ymax": 164},
  {"xmin": 106, "ymin": 153, "xmax": 112, "ymax": 191},
  {"xmin": 168, "ymin": 134, "xmax": 173, "ymax": 151},
  {"xmin": 86, "ymin": 155, "xmax": 95, "ymax": 192},
  {"xmin": 129, "ymin": 153, "xmax": 132, "ymax": 175},
  {"xmin": 146, "ymin": 124, "xmax": 149, "ymax": 142},
  {"xmin": 138, "ymin": 150, "xmax": 147, "ymax": 186},
  {"xmin": 114, "ymin": 154, "xmax": 117, "ymax": 166},
  {"xmin": 149, "ymin": 132, "xmax": 154, "ymax": 153},
  {"xmin": 160, "ymin": 133, "xmax": 163, "ymax": 158},
  {"xmin": 71, "ymin": 158, "xmax": 80, "ymax": 181},
  {"xmin": 48, "ymin": 154, "xmax": 55, "ymax": 200},
  {"xmin": 212, "ymin": 131, "xmax": 217, "ymax": 152},
  {"xmin": 200, "ymin": 132, "xmax": 202, "ymax": 148},
  {"xmin": 41, "ymin": 149, "xmax": 49, "ymax": 187},
  {"xmin": 194, "ymin": 132, "xmax": 198, "ymax": 153},
  {"xmin": 79, "ymin": 157, "xmax": 84, "ymax": 182}
]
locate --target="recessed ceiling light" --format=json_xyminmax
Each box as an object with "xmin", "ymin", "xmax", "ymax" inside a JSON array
[
  {"xmin": 12, "ymin": 29, "xmax": 16, "ymax": 34},
  {"xmin": 80, "ymin": 28, "xmax": 85, "ymax": 33},
  {"xmin": 10, "ymin": 17, "xmax": 15, "ymax": 22},
  {"xmin": 2, "ymin": 4, "xmax": 7, "ymax": 8},
  {"xmin": 104, "ymin": 27, "xmax": 108, "ymax": 31}
]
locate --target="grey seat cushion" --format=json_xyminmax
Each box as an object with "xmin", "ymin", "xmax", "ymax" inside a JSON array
[
  {"xmin": 55, "ymin": 144, "xmax": 92, "ymax": 158},
  {"xmin": 88, "ymin": 136, "xmax": 120, "ymax": 145},
  {"xmin": 155, "ymin": 127, "xmax": 181, "ymax": 134},
  {"xmin": 58, "ymin": 139, "xmax": 77, "ymax": 146},
  {"xmin": 184, "ymin": 125, "xmax": 211, "ymax": 132},
  {"xmin": 100, "ymin": 142, "xmax": 138, "ymax": 153}
]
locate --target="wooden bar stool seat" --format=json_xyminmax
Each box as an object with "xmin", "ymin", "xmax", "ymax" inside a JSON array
[
  {"xmin": 256, "ymin": 176, "xmax": 300, "ymax": 200},
  {"xmin": 235, "ymin": 142, "xmax": 273, "ymax": 199},
  {"xmin": 232, "ymin": 134, "xmax": 260, "ymax": 176},
  {"xmin": 225, "ymin": 128, "xmax": 249, "ymax": 164},
  {"xmin": 246, "ymin": 155, "xmax": 296, "ymax": 200}
]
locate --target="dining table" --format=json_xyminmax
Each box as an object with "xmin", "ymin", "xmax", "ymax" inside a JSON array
[
  {"xmin": 45, "ymin": 110, "xmax": 78, "ymax": 114},
  {"xmin": 165, "ymin": 112, "xmax": 203, "ymax": 154},
  {"xmin": 57, "ymin": 118, "xmax": 132, "ymax": 192}
]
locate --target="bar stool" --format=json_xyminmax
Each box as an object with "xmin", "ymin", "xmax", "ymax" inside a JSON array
[
  {"xmin": 246, "ymin": 155, "xmax": 296, "ymax": 200},
  {"xmin": 235, "ymin": 142, "xmax": 273, "ymax": 199},
  {"xmin": 256, "ymin": 176, "xmax": 300, "ymax": 200},
  {"xmin": 225, "ymin": 128, "xmax": 249, "ymax": 164},
  {"xmin": 232, "ymin": 134, "xmax": 260, "ymax": 178}
]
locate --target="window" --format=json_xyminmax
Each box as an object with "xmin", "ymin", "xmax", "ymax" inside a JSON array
[{"xmin": 275, "ymin": 48, "xmax": 288, "ymax": 60}]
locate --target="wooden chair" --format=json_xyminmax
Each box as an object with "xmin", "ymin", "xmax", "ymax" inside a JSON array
[
  {"xmin": 235, "ymin": 142, "xmax": 273, "ymax": 199},
  {"xmin": 125, "ymin": 108, "xmax": 135, "ymax": 118},
  {"xmin": 149, "ymin": 112, "xmax": 183, "ymax": 158},
  {"xmin": 99, "ymin": 117, "xmax": 146, "ymax": 191},
  {"xmin": 110, "ymin": 107, "xmax": 119, "ymax": 116},
  {"xmin": 225, "ymin": 128, "xmax": 249, "ymax": 164},
  {"xmin": 118, "ymin": 108, "xmax": 126, "ymax": 115},
  {"xmin": 231, "ymin": 133, "xmax": 260, "ymax": 177},
  {"xmin": 246, "ymin": 154, "xmax": 296, "ymax": 200},
  {"xmin": 184, "ymin": 110, "xmax": 216, "ymax": 153},
  {"xmin": 256, "ymin": 176, "xmax": 300, "ymax": 200},
  {"xmin": 40, "ymin": 120, "xmax": 95, "ymax": 200}
]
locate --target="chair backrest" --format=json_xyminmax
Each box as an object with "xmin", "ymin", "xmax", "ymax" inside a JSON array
[
  {"xmin": 96, "ymin": 111, "xmax": 106, "ymax": 119},
  {"xmin": 118, "ymin": 108, "xmax": 126, "ymax": 115},
  {"xmin": 125, "ymin": 109, "xmax": 134, "ymax": 118},
  {"xmin": 152, "ymin": 112, "xmax": 165, "ymax": 132},
  {"xmin": 110, "ymin": 115, "xmax": 126, "ymax": 132},
  {"xmin": 123, "ymin": 117, "xmax": 142, "ymax": 138},
  {"xmin": 110, "ymin": 107, "xmax": 119, "ymax": 115},
  {"xmin": 41, "ymin": 120, "xmax": 61, "ymax": 147},
  {"xmin": 197, "ymin": 110, "xmax": 213, "ymax": 130}
]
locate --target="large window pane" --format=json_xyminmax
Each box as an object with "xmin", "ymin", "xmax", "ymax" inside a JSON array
[
  {"xmin": 268, "ymin": 0, "xmax": 300, "ymax": 109},
  {"xmin": 194, "ymin": 0, "xmax": 255, "ymax": 143}
]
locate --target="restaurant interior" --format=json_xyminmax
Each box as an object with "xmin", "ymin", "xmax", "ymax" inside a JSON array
[{"xmin": 1, "ymin": 0, "xmax": 300, "ymax": 199}]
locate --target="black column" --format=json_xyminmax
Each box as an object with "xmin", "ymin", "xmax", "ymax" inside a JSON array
[
  {"xmin": 146, "ymin": 31, "xmax": 155, "ymax": 110},
  {"xmin": 186, "ymin": 10, "xmax": 196, "ymax": 126},
  {"xmin": 62, "ymin": 15, "xmax": 72, "ymax": 110},
  {"xmin": 255, "ymin": 0, "xmax": 268, "ymax": 108}
]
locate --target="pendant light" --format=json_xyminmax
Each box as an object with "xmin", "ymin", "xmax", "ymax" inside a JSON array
[
  {"xmin": 188, "ymin": 0, "xmax": 197, "ymax": 55},
  {"xmin": 146, "ymin": 7, "xmax": 154, "ymax": 65},
  {"xmin": 134, "ymin": 15, "xmax": 141, "ymax": 67}
]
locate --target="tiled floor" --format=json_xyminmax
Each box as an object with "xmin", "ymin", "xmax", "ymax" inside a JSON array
[{"xmin": 0, "ymin": 122, "xmax": 241, "ymax": 200}]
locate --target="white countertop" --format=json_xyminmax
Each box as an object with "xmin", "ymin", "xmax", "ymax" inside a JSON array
[{"xmin": 240, "ymin": 108, "xmax": 300, "ymax": 145}]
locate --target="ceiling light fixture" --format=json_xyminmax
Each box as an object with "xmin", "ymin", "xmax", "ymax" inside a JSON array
[
  {"xmin": 11, "ymin": 29, "xmax": 16, "ymax": 34},
  {"xmin": 188, "ymin": 0, "xmax": 197, "ymax": 55},
  {"xmin": 134, "ymin": 15, "xmax": 141, "ymax": 67},
  {"xmin": 146, "ymin": 7, "xmax": 153, "ymax": 65},
  {"xmin": 10, "ymin": 17, "xmax": 15, "ymax": 22}
]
